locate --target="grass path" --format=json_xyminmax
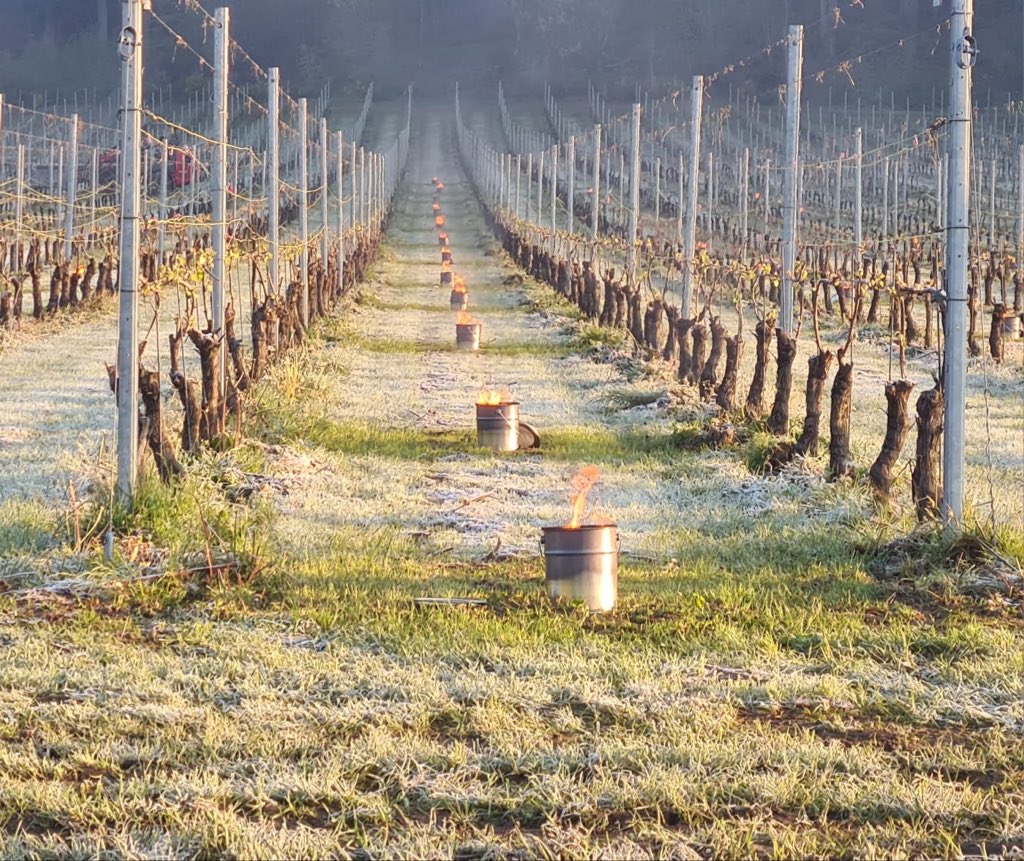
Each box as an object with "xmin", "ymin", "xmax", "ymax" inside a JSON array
[{"xmin": 0, "ymin": 106, "xmax": 1022, "ymax": 860}]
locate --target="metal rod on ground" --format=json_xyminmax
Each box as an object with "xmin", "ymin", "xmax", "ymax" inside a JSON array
[
  {"xmin": 942, "ymin": 0, "xmax": 976, "ymax": 529},
  {"xmin": 683, "ymin": 76, "xmax": 703, "ymax": 318},
  {"xmin": 627, "ymin": 102, "xmax": 641, "ymax": 283},
  {"xmin": 780, "ymin": 24, "xmax": 804, "ymax": 334},
  {"xmin": 63, "ymin": 114, "xmax": 78, "ymax": 264},
  {"xmin": 298, "ymin": 97, "xmax": 309, "ymax": 326},
  {"xmin": 592, "ymin": 124, "xmax": 601, "ymax": 239},
  {"xmin": 212, "ymin": 7, "xmax": 229, "ymax": 401},
  {"xmin": 115, "ymin": 0, "xmax": 143, "ymax": 505},
  {"xmin": 268, "ymin": 68, "xmax": 280, "ymax": 292}
]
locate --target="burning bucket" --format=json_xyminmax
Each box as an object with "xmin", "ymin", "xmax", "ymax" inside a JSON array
[
  {"xmin": 541, "ymin": 467, "xmax": 617, "ymax": 612},
  {"xmin": 441, "ymin": 247, "xmax": 453, "ymax": 264},
  {"xmin": 456, "ymin": 316, "xmax": 481, "ymax": 351},
  {"xmin": 450, "ymin": 289, "xmax": 468, "ymax": 311},
  {"xmin": 541, "ymin": 525, "xmax": 619, "ymax": 613},
  {"xmin": 475, "ymin": 400, "xmax": 520, "ymax": 452},
  {"xmin": 438, "ymin": 232, "xmax": 448, "ymax": 247}
]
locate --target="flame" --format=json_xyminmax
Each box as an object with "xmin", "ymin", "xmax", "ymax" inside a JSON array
[
  {"xmin": 456, "ymin": 311, "xmax": 479, "ymax": 325},
  {"xmin": 441, "ymin": 261, "xmax": 452, "ymax": 272},
  {"xmin": 452, "ymin": 275, "xmax": 467, "ymax": 294},
  {"xmin": 436, "ymin": 182, "xmax": 445, "ymax": 191},
  {"xmin": 566, "ymin": 466, "xmax": 601, "ymax": 529},
  {"xmin": 432, "ymin": 203, "xmax": 442, "ymax": 213},
  {"xmin": 476, "ymin": 388, "xmax": 510, "ymax": 406},
  {"xmin": 438, "ymin": 231, "xmax": 448, "ymax": 242},
  {"xmin": 435, "ymin": 215, "xmax": 445, "ymax": 228}
]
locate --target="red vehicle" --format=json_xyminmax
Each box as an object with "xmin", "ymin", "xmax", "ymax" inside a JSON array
[{"xmin": 98, "ymin": 145, "xmax": 206, "ymax": 190}]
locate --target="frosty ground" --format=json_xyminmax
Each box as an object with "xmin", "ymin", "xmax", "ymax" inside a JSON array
[{"xmin": 0, "ymin": 105, "xmax": 1022, "ymax": 859}]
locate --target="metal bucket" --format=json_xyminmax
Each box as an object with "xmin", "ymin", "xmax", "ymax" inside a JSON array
[
  {"xmin": 438, "ymin": 234, "xmax": 448, "ymax": 247},
  {"xmin": 441, "ymin": 249, "xmax": 453, "ymax": 264},
  {"xmin": 450, "ymin": 290, "xmax": 468, "ymax": 311},
  {"xmin": 541, "ymin": 524, "xmax": 619, "ymax": 613},
  {"xmin": 1001, "ymin": 314, "xmax": 1022, "ymax": 340},
  {"xmin": 455, "ymin": 322, "xmax": 481, "ymax": 351},
  {"xmin": 440, "ymin": 270, "xmax": 453, "ymax": 287},
  {"xmin": 476, "ymin": 402, "xmax": 519, "ymax": 452}
]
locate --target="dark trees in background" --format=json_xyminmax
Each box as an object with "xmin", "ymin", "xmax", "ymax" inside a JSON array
[{"xmin": 0, "ymin": 0, "xmax": 1019, "ymax": 102}]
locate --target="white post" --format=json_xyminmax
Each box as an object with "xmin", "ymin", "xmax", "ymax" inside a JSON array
[
  {"xmin": 654, "ymin": 156, "xmax": 661, "ymax": 223},
  {"xmin": 550, "ymin": 144, "xmax": 558, "ymax": 246},
  {"xmin": 115, "ymin": 0, "xmax": 143, "ymax": 504},
  {"xmin": 515, "ymin": 153, "xmax": 521, "ymax": 219},
  {"xmin": 91, "ymin": 147, "xmax": 99, "ymax": 244},
  {"xmin": 320, "ymin": 117, "xmax": 329, "ymax": 271},
  {"xmin": 989, "ymin": 155, "xmax": 997, "ymax": 244},
  {"xmin": 63, "ymin": 114, "xmax": 79, "ymax": 264},
  {"xmin": 780, "ymin": 25, "xmax": 804, "ymax": 334},
  {"xmin": 268, "ymin": 68, "xmax": 281, "ymax": 291},
  {"xmin": 15, "ymin": 144, "xmax": 24, "ymax": 268},
  {"xmin": 942, "ymin": 0, "xmax": 975, "ymax": 528},
  {"xmin": 1017, "ymin": 144, "xmax": 1024, "ymax": 266},
  {"xmin": 212, "ymin": 7, "xmax": 229, "ymax": 399},
  {"xmin": 359, "ymin": 146, "xmax": 366, "ymax": 229},
  {"xmin": 677, "ymin": 152, "xmax": 684, "ymax": 244},
  {"xmin": 298, "ymin": 98, "xmax": 309, "ymax": 325},
  {"xmin": 350, "ymin": 141, "xmax": 357, "ymax": 232},
  {"xmin": 683, "ymin": 76, "xmax": 703, "ymax": 318},
  {"xmin": 740, "ymin": 147, "xmax": 749, "ymax": 258},
  {"xmin": 337, "ymin": 131, "xmax": 345, "ymax": 293},
  {"xmin": 882, "ymin": 156, "xmax": 890, "ymax": 241},
  {"xmin": 592, "ymin": 124, "xmax": 601, "ymax": 239},
  {"xmin": 537, "ymin": 149, "xmax": 545, "ymax": 222},
  {"xmin": 834, "ymin": 153, "xmax": 843, "ymax": 235},
  {"xmin": 567, "ymin": 135, "xmax": 575, "ymax": 235},
  {"xmin": 627, "ymin": 103, "xmax": 641, "ymax": 282},
  {"xmin": 158, "ymin": 139, "xmax": 168, "ymax": 272},
  {"xmin": 854, "ymin": 127, "xmax": 863, "ymax": 260}
]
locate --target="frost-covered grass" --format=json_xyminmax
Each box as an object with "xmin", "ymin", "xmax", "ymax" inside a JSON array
[{"xmin": 0, "ymin": 109, "xmax": 1022, "ymax": 860}]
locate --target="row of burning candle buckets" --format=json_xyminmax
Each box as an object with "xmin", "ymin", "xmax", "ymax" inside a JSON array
[{"xmin": 431, "ymin": 178, "xmax": 618, "ymax": 613}]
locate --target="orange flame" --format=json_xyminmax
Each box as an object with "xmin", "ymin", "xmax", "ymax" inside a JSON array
[
  {"xmin": 432, "ymin": 203, "xmax": 442, "ymax": 213},
  {"xmin": 435, "ymin": 215, "xmax": 445, "ymax": 228},
  {"xmin": 441, "ymin": 261, "xmax": 452, "ymax": 272},
  {"xmin": 476, "ymin": 388, "xmax": 510, "ymax": 406},
  {"xmin": 566, "ymin": 466, "xmax": 601, "ymax": 529},
  {"xmin": 456, "ymin": 311, "xmax": 479, "ymax": 325},
  {"xmin": 452, "ymin": 275, "xmax": 467, "ymax": 294},
  {"xmin": 436, "ymin": 182, "xmax": 445, "ymax": 191},
  {"xmin": 438, "ymin": 231, "xmax": 448, "ymax": 242}
]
